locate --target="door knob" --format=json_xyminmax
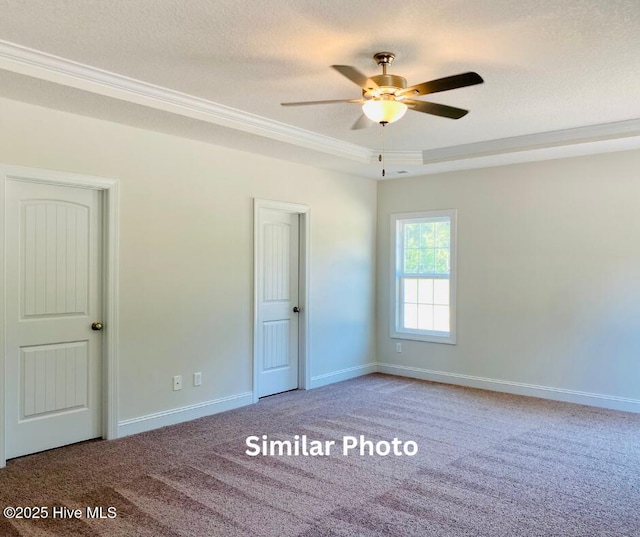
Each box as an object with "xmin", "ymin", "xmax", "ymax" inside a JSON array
[
  {"xmin": 91, "ymin": 322, "xmax": 103, "ymax": 331},
  {"xmin": 293, "ymin": 306, "xmax": 300, "ymax": 313}
]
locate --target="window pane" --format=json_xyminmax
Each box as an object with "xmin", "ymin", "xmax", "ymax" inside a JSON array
[
  {"xmin": 403, "ymin": 304, "xmax": 418, "ymax": 329},
  {"xmin": 404, "ymin": 223, "xmax": 420, "ymax": 248},
  {"xmin": 434, "ymin": 305, "xmax": 450, "ymax": 332},
  {"xmin": 420, "ymin": 223, "xmax": 435, "ymax": 248},
  {"xmin": 435, "ymin": 221, "xmax": 450, "ymax": 247},
  {"xmin": 403, "ymin": 278, "xmax": 418, "ymax": 304},
  {"xmin": 417, "ymin": 305, "xmax": 434, "ymax": 330},
  {"xmin": 419, "ymin": 249, "xmax": 436, "ymax": 273},
  {"xmin": 433, "ymin": 279, "xmax": 449, "ymax": 305},
  {"xmin": 435, "ymin": 248, "xmax": 450, "ymax": 274},
  {"xmin": 404, "ymin": 249, "xmax": 419, "ymax": 273},
  {"xmin": 417, "ymin": 278, "xmax": 434, "ymax": 304}
]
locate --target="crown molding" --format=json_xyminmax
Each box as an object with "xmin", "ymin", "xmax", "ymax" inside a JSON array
[
  {"xmin": 410, "ymin": 121, "xmax": 640, "ymax": 177},
  {"xmin": 1, "ymin": 39, "xmax": 639, "ymax": 178},
  {"xmin": 0, "ymin": 40, "xmax": 371, "ymax": 164},
  {"xmin": 414, "ymin": 135, "xmax": 640, "ymax": 177},
  {"xmin": 422, "ymin": 119, "xmax": 640, "ymax": 164},
  {"xmin": 370, "ymin": 119, "xmax": 640, "ymax": 172}
]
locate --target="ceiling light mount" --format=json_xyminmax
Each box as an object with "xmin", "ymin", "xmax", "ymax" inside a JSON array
[{"xmin": 373, "ymin": 52, "xmax": 396, "ymax": 74}]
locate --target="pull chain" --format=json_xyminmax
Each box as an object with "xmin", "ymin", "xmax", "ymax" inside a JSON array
[{"xmin": 379, "ymin": 121, "xmax": 388, "ymax": 178}]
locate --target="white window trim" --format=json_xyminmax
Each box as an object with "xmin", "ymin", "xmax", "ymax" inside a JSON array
[{"xmin": 390, "ymin": 210, "xmax": 457, "ymax": 344}]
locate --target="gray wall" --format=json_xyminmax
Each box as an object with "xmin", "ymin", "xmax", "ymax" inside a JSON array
[
  {"xmin": 3, "ymin": 89, "xmax": 638, "ymax": 437},
  {"xmin": 377, "ymin": 150, "xmax": 640, "ymax": 408},
  {"xmin": 0, "ymin": 96, "xmax": 377, "ymax": 425}
]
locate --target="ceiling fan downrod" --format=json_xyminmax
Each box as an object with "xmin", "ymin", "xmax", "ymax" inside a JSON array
[{"xmin": 373, "ymin": 52, "xmax": 395, "ymax": 75}]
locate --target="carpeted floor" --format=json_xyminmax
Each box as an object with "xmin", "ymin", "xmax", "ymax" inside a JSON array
[{"xmin": 1, "ymin": 373, "xmax": 639, "ymax": 536}]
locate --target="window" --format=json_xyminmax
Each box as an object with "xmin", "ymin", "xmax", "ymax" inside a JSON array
[{"xmin": 391, "ymin": 210, "xmax": 456, "ymax": 344}]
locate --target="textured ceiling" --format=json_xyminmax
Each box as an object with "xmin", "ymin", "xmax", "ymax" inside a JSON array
[{"xmin": 0, "ymin": 0, "xmax": 639, "ymax": 177}]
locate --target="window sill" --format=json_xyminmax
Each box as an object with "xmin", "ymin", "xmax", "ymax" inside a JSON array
[{"xmin": 391, "ymin": 332, "xmax": 456, "ymax": 345}]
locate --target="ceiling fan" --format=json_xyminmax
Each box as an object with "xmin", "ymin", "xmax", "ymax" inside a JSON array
[{"xmin": 282, "ymin": 52, "xmax": 483, "ymax": 129}]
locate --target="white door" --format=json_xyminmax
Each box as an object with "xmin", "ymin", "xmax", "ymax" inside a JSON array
[
  {"xmin": 5, "ymin": 180, "xmax": 103, "ymax": 459},
  {"xmin": 257, "ymin": 209, "xmax": 299, "ymax": 397}
]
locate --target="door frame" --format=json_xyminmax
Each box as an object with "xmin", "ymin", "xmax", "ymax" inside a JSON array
[
  {"xmin": 0, "ymin": 164, "xmax": 120, "ymax": 468},
  {"xmin": 253, "ymin": 199, "xmax": 310, "ymax": 403}
]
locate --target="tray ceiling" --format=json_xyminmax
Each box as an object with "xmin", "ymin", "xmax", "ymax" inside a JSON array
[{"xmin": 0, "ymin": 0, "xmax": 639, "ymax": 178}]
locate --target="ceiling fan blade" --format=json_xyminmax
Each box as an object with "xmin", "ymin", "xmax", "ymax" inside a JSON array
[
  {"xmin": 281, "ymin": 98, "xmax": 363, "ymax": 106},
  {"xmin": 331, "ymin": 65, "xmax": 379, "ymax": 90},
  {"xmin": 351, "ymin": 114, "xmax": 374, "ymax": 130},
  {"xmin": 397, "ymin": 72, "xmax": 483, "ymax": 98},
  {"xmin": 405, "ymin": 99, "xmax": 469, "ymax": 119}
]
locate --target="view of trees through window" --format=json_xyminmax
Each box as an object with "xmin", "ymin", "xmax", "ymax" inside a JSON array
[{"xmin": 403, "ymin": 220, "xmax": 450, "ymax": 275}]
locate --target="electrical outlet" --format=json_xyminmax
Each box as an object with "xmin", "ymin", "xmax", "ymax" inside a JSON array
[
  {"xmin": 395, "ymin": 342, "xmax": 402, "ymax": 353},
  {"xmin": 173, "ymin": 375, "xmax": 182, "ymax": 391},
  {"xmin": 193, "ymin": 372, "xmax": 202, "ymax": 387}
]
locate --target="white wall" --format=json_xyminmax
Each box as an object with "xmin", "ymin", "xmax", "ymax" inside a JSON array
[
  {"xmin": 377, "ymin": 150, "xmax": 640, "ymax": 410},
  {"xmin": 0, "ymin": 96, "xmax": 377, "ymax": 428}
]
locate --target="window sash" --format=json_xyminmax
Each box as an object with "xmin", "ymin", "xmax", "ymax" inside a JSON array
[{"xmin": 398, "ymin": 275, "xmax": 450, "ymax": 335}]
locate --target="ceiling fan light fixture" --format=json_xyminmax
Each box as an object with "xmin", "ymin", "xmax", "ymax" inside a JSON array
[{"xmin": 362, "ymin": 99, "xmax": 407, "ymax": 124}]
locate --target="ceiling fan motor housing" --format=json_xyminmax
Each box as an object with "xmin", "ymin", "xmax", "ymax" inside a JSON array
[
  {"xmin": 363, "ymin": 53, "xmax": 407, "ymax": 99},
  {"xmin": 364, "ymin": 74, "xmax": 407, "ymax": 99}
]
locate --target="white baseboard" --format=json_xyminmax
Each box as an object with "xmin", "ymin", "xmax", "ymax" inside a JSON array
[
  {"xmin": 118, "ymin": 391, "xmax": 254, "ymax": 437},
  {"xmin": 377, "ymin": 363, "xmax": 640, "ymax": 413},
  {"xmin": 116, "ymin": 363, "xmax": 639, "ymax": 440},
  {"xmin": 310, "ymin": 363, "xmax": 377, "ymax": 389}
]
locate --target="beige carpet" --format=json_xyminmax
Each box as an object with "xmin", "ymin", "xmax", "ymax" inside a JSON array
[{"xmin": 1, "ymin": 374, "xmax": 639, "ymax": 536}]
